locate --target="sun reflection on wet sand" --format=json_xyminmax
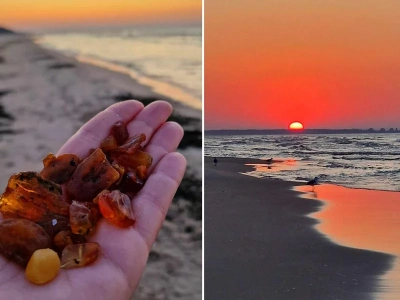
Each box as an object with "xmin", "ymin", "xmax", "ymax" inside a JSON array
[
  {"xmin": 243, "ymin": 159, "xmax": 298, "ymax": 177},
  {"xmin": 296, "ymin": 184, "xmax": 400, "ymax": 300}
]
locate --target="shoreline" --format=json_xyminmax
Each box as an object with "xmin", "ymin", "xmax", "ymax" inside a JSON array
[
  {"xmin": 204, "ymin": 154, "xmax": 400, "ymax": 193},
  {"xmin": 33, "ymin": 35, "xmax": 202, "ymax": 111},
  {"xmin": 205, "ymin": 156, "xmax": 394, "ymax": 299},
  {"xmin": 0, "ymin": 33, "xmax": 201, "ymax": 299}
]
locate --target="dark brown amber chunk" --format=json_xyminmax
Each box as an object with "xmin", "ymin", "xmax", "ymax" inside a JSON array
[
  {"xmin": 0, "ymin": 219, "xmax": 51, "ymax": 266},
  {"xmin": 97, "ymin": 190, "xmax": 135, "ymax": 227},
  {"xmin": 53, "ymin": 230, "xmax": 86, "ymax": 253},
  {"xmin": 40, "ymin": 153, "xmax": 81, "ymax": 184},
  {"xmin": 61, "ymin": 242, "xmax": 100, "ymax": 269},
  {"xmin": 66, "ymin": 148, "xmax": 120, "ymax": 202},
  {"xmin": 117, "ymin": 171, "xmax": 144, "ymax": 194},
  {"xmin": 36, "ymin": 216, "xmax": 69, "ymax": 240},
  {"xmin": 69, "ymin": 201, "xmax": 101, "ymax": 235},
  {"xmin": 0, "ymin": 172, "xmax": 69, "ymax": 223},
  {"xmin": 111, "ymin": 121, "xmax": 129, "ymax": 145},
  {"xmin": 115, "ymin": 150, "xmax": 152, "ymax": 171}
]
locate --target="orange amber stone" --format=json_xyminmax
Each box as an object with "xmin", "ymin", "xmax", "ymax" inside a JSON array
[
  {"xmin": 69, "ymin": 201, "xmax": 101, "ymax": 236},
  {"xmin": 61, "ymin": 242, "xmax": 100, "ymax": 269},
  {"xmin": 100, "ymin": 135, "xmax": 118, "ymax": 152},
  {"xmin": 0, "ymin": 172, "xmax": 69, "ymax": 223},
  {"xmin": 115, "ymin": 150, "xmax": 152, "ymax": 172},
  {"xmin": 40, "ymin": 153, "xmax": 81, "ymax": 184},
  {"xmin": 97, "ymin": 190, "xmax": 135, "ymax": 227},
  {"xmin": 111, "ymin": 163, "xmax": 125, "ymax": 186},
  {"xmin": 111, "ymin": 121, "xmax": 129, "ymax": 145},
  {"xmin": 136, "ymin": 165, "xmax": 148, "ymax": 181},
  {"xmin": 110, "ymin": 133, "xmax": 146, "ymax": 157},
  {"xmin": 0, "ymin": 219, "xmax": 51, "ymax": 266},
  {"xmin": 66, "ymin": 148, "xmax": 120, "ymax": 202}
]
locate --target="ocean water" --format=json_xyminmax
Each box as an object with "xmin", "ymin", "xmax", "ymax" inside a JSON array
[
  {"xmin": 35, "ymin": 24, "xmax": 202, "ymax": 109},
  {"xmin": 205, "ymin": 134, "xmax": 400, "ymax": 191}
]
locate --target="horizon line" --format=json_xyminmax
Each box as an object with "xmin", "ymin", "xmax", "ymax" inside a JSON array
[{"xmin": 205, "ymin": 128, "xmax": 400, "ymax": 131}]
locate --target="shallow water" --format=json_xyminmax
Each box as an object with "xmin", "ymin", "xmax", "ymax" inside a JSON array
[
  {"xmin": 205, "ymin": 133, "xmax": 400, "ymax": 191},
  {"xmin": 35, "ymin": 24, "xmax": 202, "ymax": 109},
  {"xmin": 295, "ymin": 184, "xmax": 400, "ymax": 300}
]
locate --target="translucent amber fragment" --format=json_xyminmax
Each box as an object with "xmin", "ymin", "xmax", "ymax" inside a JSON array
[
  {"xmin": 66, "ymin": 148, "xmax": 120, "ymax": 202},
  {"xmin": 110, "ymin": 134, "xmax": 146, "ymax": 157},
  {"xmin": 26, "ymin": 248, "xmax": 60, "ymax": 284},
  {"xmin": 0, "ymin": 219, "xmax": 51, "ymax": 266},
  {"xmin": 53, "ymin": 230, "xmax": 86, "ymax": 253},
  {"xmin": 40, "ymin": 153, "xmax": 81, "ymax": 184},
  {"xmin": 97, "ymin": 190, "xmax": 135, "ymax": 227},
  {"xmin": 100, "ymin": 135, "xmax": 118, "ymax": 152},
  {"xmin": 0, "ymin": 172, "xmax": 69, "ymax": 223},
  {"xmin": 111, "ymin": 121, "xmax": 129, "ymax": 145},
  {"xmin": 61, "ymin": 242, "xmax": 100, "ymax": 269},
  {"xmin": 69, "ymin": 201, "xmax": 101, "ymax": 235},
  {"xmin": 115, "ymin": 150, "xmax": 152, "ymax": 172}
]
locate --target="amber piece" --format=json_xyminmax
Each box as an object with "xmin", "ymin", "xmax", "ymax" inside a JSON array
[
  {"xmin": 0, "ymin": 172, "xmax": 69, "ymax": 223},
  {"xmin": 0, "ymin": 219, "xmax": 51, "ymax": 266},
  {"xmin": 117, "ymin": 171, "xmax": 144, "ymax": 194},
  {"xmin": 115, "ymin": 150, "xmax": 152, "ymax": 171},
  {"xmin": 110, "ymin": 134, "xmax": 146, "ymax": 157},
  {"xmin": 136, "ymin": 165, "xmax": 148, "ymax": 181},
  {"xmin": 111, "ymin": 163, "xmax": 125, "ymax": 186},
  {"xmin": 97, "ymin": 190, "xmax": 135, "ymax": 227},
  {"xmin": 69, "ymin": 201, "xmax": 101, "ymax": 235},
  {"xmin": 100, "ymin": 135, "xmax": 118, "ymax": 152},
  {"xmin": 111, "ymin": 121, "xmax": 129, "ymax": 145},
  {"xmin": 66, "ymin": 148, "xmax": 120, "ymax": 201},
  {"xmin": 53, "ymin": 230, "xmax": 86, "ymax": 253},
  {"xmin": 40, "ymin": 153, "xmax": 81, "ymax": 184},
  {"xmin": 26, "ymin": 249, "xmax": 60, "ymax": 284},
  {"xmin": 61, "ymin": 242, "xmax": 100, "ymax": 269}
]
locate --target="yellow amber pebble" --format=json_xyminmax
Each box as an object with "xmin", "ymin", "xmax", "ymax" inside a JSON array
[{"xmin": 26, "ymin": 248, "xmax": 60, "ymax": 284}]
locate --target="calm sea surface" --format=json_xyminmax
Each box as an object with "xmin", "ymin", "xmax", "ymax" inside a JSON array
[
  {"xmin": 35, "ymin": 24, "xmax": 202, "ymax": 109},
  {"xmin": 205, "ymin": 133, "xmax": 400, "ymax": 191}
]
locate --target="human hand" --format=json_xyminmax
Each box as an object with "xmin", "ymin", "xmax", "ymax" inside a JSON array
[{"xmin": 0, "ymin": 100, "xmax": 186, "ymax": 299}]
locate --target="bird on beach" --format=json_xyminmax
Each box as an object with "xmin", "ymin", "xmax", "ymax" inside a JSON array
[
  {"xmin": 266, "ymin": 158, "xmax": 273, "ymax": 163},
  {"xmin": 306, "ymin": 177, "xmax": 319, "ymax": 191}
]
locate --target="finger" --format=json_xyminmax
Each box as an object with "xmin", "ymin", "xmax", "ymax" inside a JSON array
[
  {"xmin": 133, "ymin": 152, "xmax": 186, "ymax": 250},
  {"xmin": 144, "ymin": 122, "xmax": 184, "ymax": 173},
  {"xmin": 57, "ymin": 100, "xmax": 144, "ymax": 157},
  {"xmin": 126, "ymin": 100, "xmax": 172, "ymax": 147}
]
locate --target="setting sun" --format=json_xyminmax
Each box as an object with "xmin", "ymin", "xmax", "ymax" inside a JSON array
[{"xmin": 289, "ymin": 122, "xmax": 304, "ymax": 130}]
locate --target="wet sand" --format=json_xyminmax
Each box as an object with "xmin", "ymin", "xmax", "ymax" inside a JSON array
[
  {"xmin": 205, "ymin": 157, "xmax": 393, "ymax": 300},
  {"xmin": 296, "ymin": 184, "xmax": 400, "ymax": 300},
  {"xmin": 0, "ymin": 33, "xmax": 201, "ymax": 299}
]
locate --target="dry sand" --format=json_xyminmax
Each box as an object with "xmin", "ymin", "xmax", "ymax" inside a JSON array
[
  {"xmin": 0, "ymin": 33, "xmax": 201, "ymax": 299},
  {"xmin": 205, "ymin": 156, "xmax": 393, "ymax": 300}
]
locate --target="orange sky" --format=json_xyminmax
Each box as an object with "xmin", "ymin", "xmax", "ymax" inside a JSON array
[
  {"xmin": 1, "ymin": 0, "xmax": 201, "ymax": 30},
  {"xmin": 205, "ymin": 0, "xmax": 400, "ymax": 129}
]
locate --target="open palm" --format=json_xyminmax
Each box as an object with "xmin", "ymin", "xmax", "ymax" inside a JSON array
[{"xmin": 0, "ymin": 100, "xmax": 186, "ymax": 299}]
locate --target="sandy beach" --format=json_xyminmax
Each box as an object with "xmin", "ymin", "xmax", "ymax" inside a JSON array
[
  {"xmin": 0, "ymin": 32, "xmax": 201, "ymax": 299},
  {"xmin": 205, "ymin": 156, "xmax": 394, "ymax": 300}
]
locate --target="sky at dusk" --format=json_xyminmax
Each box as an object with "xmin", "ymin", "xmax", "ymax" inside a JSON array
[
  {"xmin": 1, "ymin": 0, "xmax": 201, "ymax": 31},
  {"xmin": 205, "ymin": 0, "xmax": 400, "ymax": 129}
]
